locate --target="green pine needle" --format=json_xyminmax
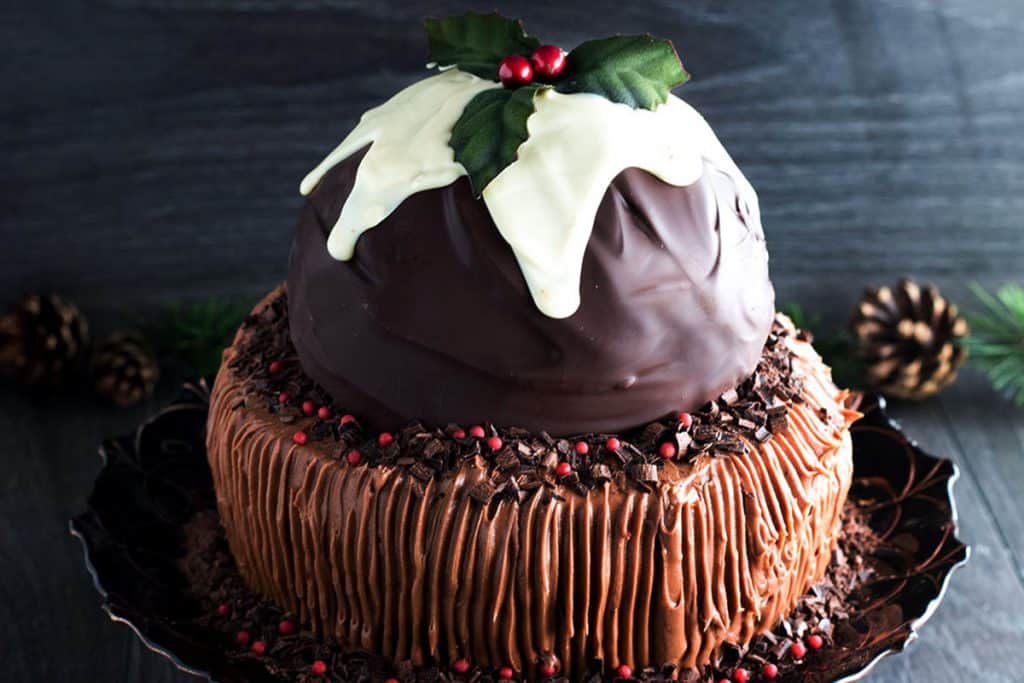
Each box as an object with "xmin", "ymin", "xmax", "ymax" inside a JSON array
[
  {"xmin": 966, "ymin": 282, "xmax": 1024, "ymax": 406},
  {"xmin": 779, "ymin": 302, "xmax": 866, "ymax": 389},
  {"xmin": 152, "ymin": 299, "xmax": 251, "ymax": 378}
]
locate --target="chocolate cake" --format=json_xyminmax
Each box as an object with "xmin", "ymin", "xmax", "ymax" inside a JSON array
[{"xmin": 206, "ymin": 13, "xmax": 858, "ymax": 681}]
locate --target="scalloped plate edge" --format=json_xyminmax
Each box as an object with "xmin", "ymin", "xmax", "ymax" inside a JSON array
[{"xmin": 70, "ymin": 515, "xmax": 217, "ymax": 682}]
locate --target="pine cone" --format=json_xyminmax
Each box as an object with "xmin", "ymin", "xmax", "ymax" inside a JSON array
[
  {"xmin": 849, "ymin": 278, "xmax": 969, "ymax": 400},
  {"xmin": 92, "ymin": 331, "xmax": 160, "ymax": 406},
  {"xmin": 0, "ymin": 294, "xmax": 90, "ymax": 388}
]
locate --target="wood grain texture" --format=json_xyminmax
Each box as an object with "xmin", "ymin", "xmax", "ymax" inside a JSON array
[{"xmin": 2, "ymin": 0, "xmax": 1023, "ymax": 681}]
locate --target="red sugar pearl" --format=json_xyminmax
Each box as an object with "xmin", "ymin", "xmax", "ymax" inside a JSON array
[
  {"xmin": 574, "ymin": 441, "xmax": 589, "ymax": 455},
  {"xmin": 292, "ymin": 431, "xmax": 308, "ymax": 445},
  {"xmin": 538, "ymin": 662, "xmax": 557, "ymax": 677},
  {"xmin": 762, "ymin": 663, "xmax": 779, "ymax": 679},
  {"xmin": 530, "ymin": 44, "xmax": 567, "ymax": 80},
  {"xmin": 268, "ymin": 359, "xmax": 283, "ymax": 375},
  {"xmin": 346, "ymin": 449, "xmax": 363, "ymax": 465},
  {"xmin": 790, "ymin": 640, "xmax": 807, "ymax": 659},
  {"xmin": 452, "ymin": 658, "xmax": 471, "ymax": 674},
  {"xmin": 659, "ymin": 442, "xmax": 677, "ymax": 459},
  {"xmin": 616, "ymin": 664, "xmax": 632, "ymax": 679},
  {"xmin": 378, "ymin": 432, "xmax": 394, "ymax": 447},
  {"xmin": 498, "ymin": 666, "xmax": 515, "ymax": 680},
  {"xmin": 340, "ymin": 414, "xmax": 357, "ymax": 426},
  {"xmin": 469, "ymin": 425, "xmax": 486, "ymax": 439},
  {"xmin": 678, "ymin": 412, "xmax": 692, "ymax": 428},
  {"xmin": 605, "ymin": 437, "xmax": 621, "ymax": 451},
  {"xmin": 277, "ymin": 391, "xmax": 290, "ymax": 405},
  {"xmin": 452, "ymin": 428, "xmax": 466, "ymax": 439},
  {"xmin": 278, "ymin": 619, "xmax": 296, "ymax": 636},
  {"xmin": 250, "ymin": 640, "xmax": 266, "ymax": 656},
  {"xmin": 733, "ymin": 669, "xmax": 749, "ymax": 683},
  {"xmin": 302, "ymin": 400, "xmax": 315, "ymax": 416},
  {"xmin": 235, "ymin": 630, "xmax": 251, "ymax": 646},
  {"xmin": 311, "ymin": 660, "xmax": 328, "ymax": 676},
  {"xmin": 216, "ymin": 602, "xmax": 230, "ymax": 617},
  {"xmin": 718, "ymin": 679, "xmax": 731, "ymax": 683},
  {"xmin": 384, "ymin": 679, "xmax": 400, "ymax": 683},
  {"xmin": 498, "ymin": 54, "xmax": 532, "ymax": 87},
  {"xmin": 317, "ymin": 405, "xmax": 331, "ymax": 420},
  {"xmin": 556, "ymin": 462, "xmax": 572, "ymax": 478},
  {"xmin": 487, "ymin": 435, "xmax": 503, "ymax": 451},
  {"xmin": 807, "ymin": 634, "xmax": 824, "ymax": 650}
]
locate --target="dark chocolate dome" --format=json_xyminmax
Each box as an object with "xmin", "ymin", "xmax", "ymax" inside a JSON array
[{"xmin": 287, "ymin": 147, "xmax": 774, "ymax": 435}]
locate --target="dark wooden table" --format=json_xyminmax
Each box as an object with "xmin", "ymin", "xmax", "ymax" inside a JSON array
[{"xmin": 3, "ymin": 1, "xmax": 1023, "ymax": 681}]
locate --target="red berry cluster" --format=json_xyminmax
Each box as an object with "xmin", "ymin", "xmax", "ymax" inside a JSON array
[{"xmin": 498, "ymin": 45, "xmax": 566, "ymax": 88}]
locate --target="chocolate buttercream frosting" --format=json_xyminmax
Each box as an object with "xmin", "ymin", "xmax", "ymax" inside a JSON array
[
  {"xmin": 207, "ymin": 291, "xmax": 855, "ymax": 679},
  {"xmin": 288, "ymin": 149, "xmax": 775, "ymax": 436}
]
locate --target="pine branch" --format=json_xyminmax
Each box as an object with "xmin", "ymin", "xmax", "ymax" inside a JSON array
[
  {"xmin": 779, "ymin": 303, "xmax": 866, "ymax": 389},
  {"xmin": 151, "ymin": 299, "xmax": 250, "ymax": 378},
  {"xmin": 966, "ymin": 282, "xmax": 1024, "ymax": 406}
]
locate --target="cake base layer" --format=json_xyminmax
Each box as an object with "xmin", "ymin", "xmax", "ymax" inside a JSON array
[{"xmin": 206, "ymin": 288, "xmax": 856, "ymax": 679}]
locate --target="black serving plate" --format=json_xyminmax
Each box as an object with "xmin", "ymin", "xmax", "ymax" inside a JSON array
[{"xmin": 71, "ymin": 383, "xmax": 967, "ymax": 682}]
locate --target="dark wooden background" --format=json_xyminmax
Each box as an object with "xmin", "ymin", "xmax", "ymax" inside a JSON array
[{"xmin": 2, "ymin": 1, "xmax": 1024, "ymax": 680}]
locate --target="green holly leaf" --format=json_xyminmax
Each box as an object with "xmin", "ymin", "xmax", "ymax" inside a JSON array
[
  {"xmin": 450, "ymin": 85, "xmax": 540, "ymax": 195},
  {"xmin": 425, "ymin": 11, "xmax": 541, "ymax": 80},
  {"xmin": 555, "ymin": 35, "xmax": 689, "ymax": 109}
]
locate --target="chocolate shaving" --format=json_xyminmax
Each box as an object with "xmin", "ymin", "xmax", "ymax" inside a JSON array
[{"xmin": 232, "ymin": 294, "xmax": 808, "ymax": 497}]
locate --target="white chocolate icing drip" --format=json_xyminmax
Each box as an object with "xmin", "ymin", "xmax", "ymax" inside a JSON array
[{"xmin": 300, "ymin": 69, "xmax": 759, "ymax": 319}]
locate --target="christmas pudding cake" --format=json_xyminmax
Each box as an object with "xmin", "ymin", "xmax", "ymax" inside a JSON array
[{"xmin": 206, "ymin": 13, "xmax": 858, "ymax": 680}]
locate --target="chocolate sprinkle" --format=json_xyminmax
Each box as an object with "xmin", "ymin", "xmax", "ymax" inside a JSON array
[{"xmin": 228, "ymin": 293, "xmax": 806, "ymax": 495}]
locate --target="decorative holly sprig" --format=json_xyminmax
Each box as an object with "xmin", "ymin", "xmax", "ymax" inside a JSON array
[{"xmin": 425, "ymin": 11, "xmax": 690, "ymax": 195}]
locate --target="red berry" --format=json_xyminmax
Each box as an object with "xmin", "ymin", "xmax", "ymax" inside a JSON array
[
  {"xmin": 678, "ymin": 412, "xmax": 692, "ymax": 428},
  {"xmin": 278, "ymin": 619, "xmax": 296, "ymax": 636},
  {"xmin": 719, "ymin": 680, "xmax": 731, "ymax": 683},
  {"xmin": 487, "ymin": 435, "xmax": 503, "ymax": 451},
  {"xmin": 301, "ymin": 400, "xmax": 315, "ymax": 416},
  {"xmin": 762, "ymin": 663, "xmax": 778, "ymax": 679},
  {"xmin": 556, "ymin": 462, "xmax": 572, "ymax": 478},
  {"xmin": 574, "ymin": 441, "xmax": 589, "ymax": 455},
  {"xmin": 277, "ymin": 391, "xmax": 290, "ymax": 404},
  {"xmin": 250, "ymin": 640, "xmax": 266, "ymax": 656},
  {"xmin": 235, "ymin": 630, "xmax": 250, "ymax": 646},
  {"xmin": 268, "ymin": 360, "xmax": 283, "ymax": 375},
  {"xmin": 733, "ymin": 669, "xmax": 749, "ymax": 683},
  {"xmin": 317, "ymin": 405, "xmax": 332, "ymax": 420},
  {"xmin": 311, "ymin": 660, "xmax": 328, "ymax": 676},
  {"xmin": 452, "ymin": 658, "xmax": 471, "ymax": 674},
  {"xmin": 346, "ymin": 449, "xmax": 363, "ymax": 465},
  {"xmin": 808, "ymin": 634, "xmax": 824, "ymax": 650},
  {"xmin": 292, "ymin": 431, "xmax": 308, "ymax": 445},
  {"xmin": 498, "ymin": 667, "xmax": 515, "ymax": 680},
  {"xmin": 452, "ymin": 429, "xmax": 466, "ymax": 439},
  {"xmin": 385, "ymin": 679, "xmax": 400, "ymax": 683},
  {"xmin": 340, "ymin": 414, "xmax": 357, "ymax": 425},
  {"xmin": 538, "ymin": 662, "xmax": 557, "ymax": 677},
  {"xmin": 378, "ymin": 431, "xmax": 394, "ymax": 447},
  {"xmin": 790, "ymin": 640, "xmax": 807, "ymax": 659},
  {"xmin": 498, "ymin": 54, "xmax": 533, "ymax": 87},
  {"xmin": 469, "ymin": 425, "xmax": 486, "ymax": 438},
  {"xmin": 530, "ymin": 45, "xmax": 567, "ymax": 80},
  {"xmin": 605, "ymin": 437, "xmax": 621, "ymax": 451},
  {"xmin": 616, "ymin": 664, "xmax": 632, "ymax": 679},
  {"xmin": 659, "ymin": 442, "xmax": 677, "ymax": 459},
  {"xmin": 216, "ymin": 602, "xmax": 231, "ymax": 617}
]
